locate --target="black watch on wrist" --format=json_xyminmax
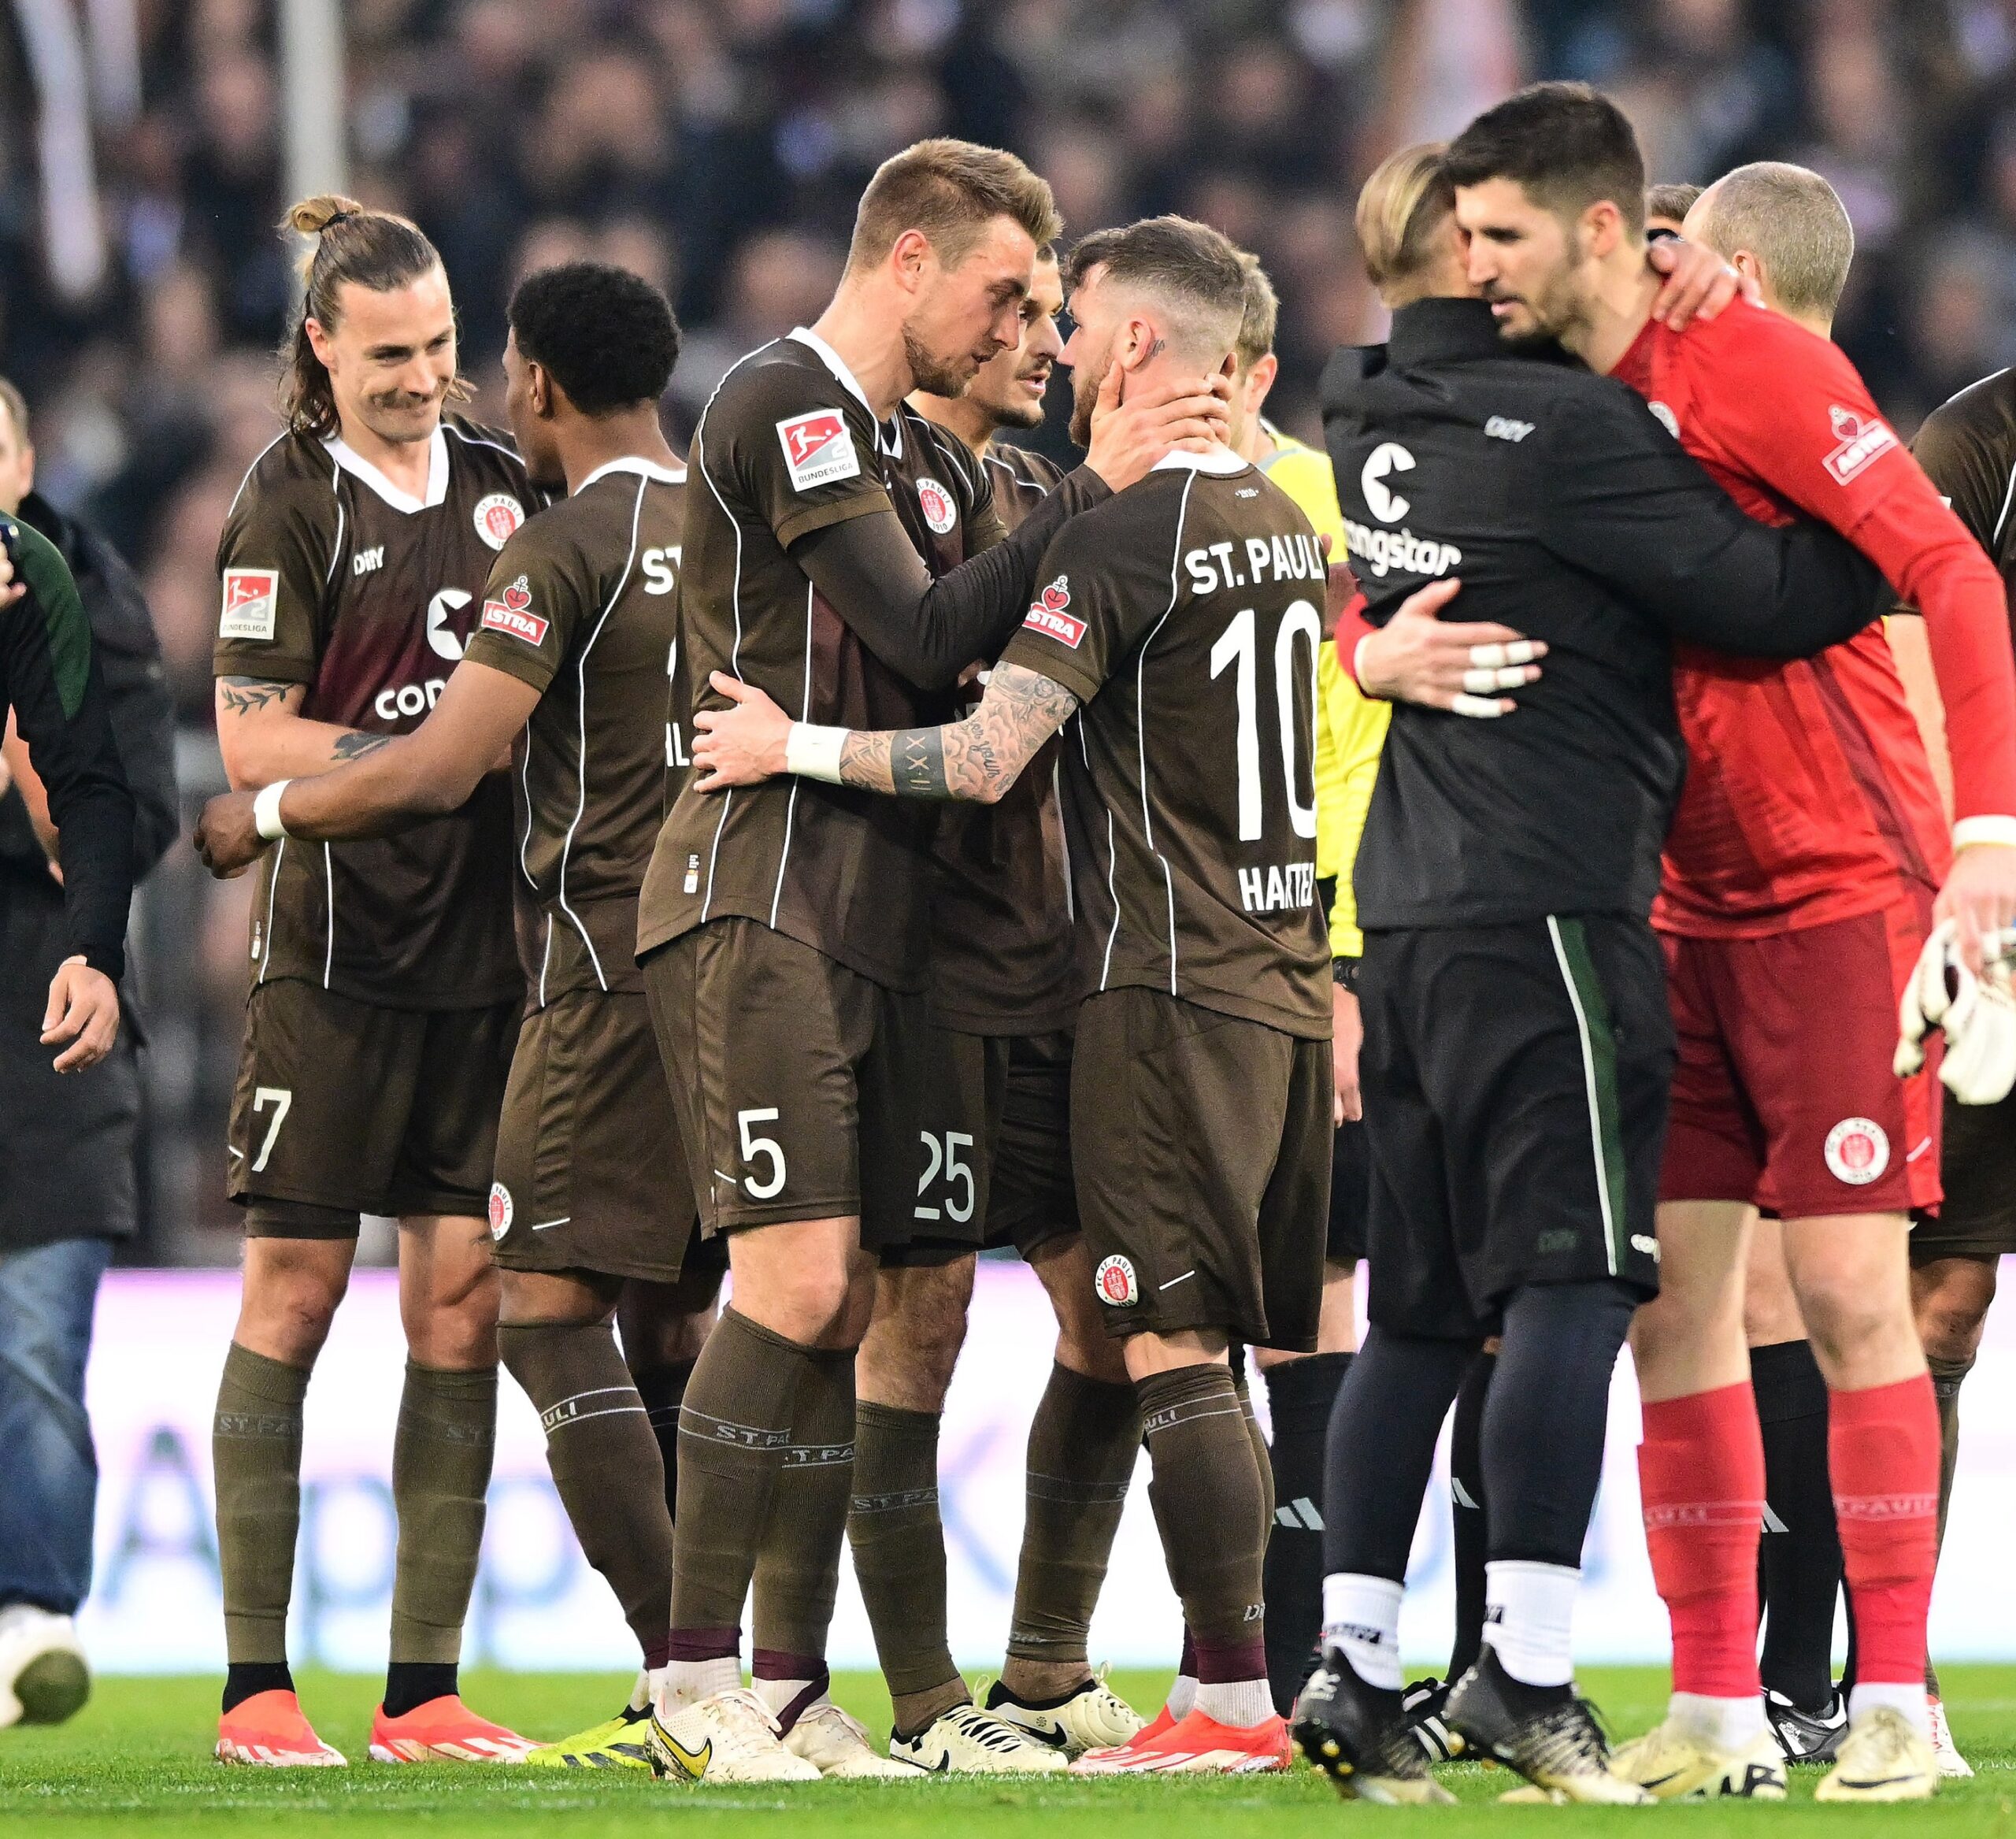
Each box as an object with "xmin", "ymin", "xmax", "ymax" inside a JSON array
[{"xmin": 1332, "ymin": 955, "xmax": 1360, "ymax": 992}]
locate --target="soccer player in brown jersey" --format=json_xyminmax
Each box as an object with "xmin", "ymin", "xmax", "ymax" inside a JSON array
[
  {"xmin": 206, "ymin": 198, "xmax": 535, "ymax": 1767},
  {"xmin": 865, "ymin": 250, "xmax": 1146, "ymax": 1758},
  {"xmin": 1893, "ymin": 359, "xmax": 2016, "ymax": 1782},
  {"xmin": 636, "ymin": 140, "xmax": 1227, "ymax": 1782},
  {"xmin": 198, "ymin": 262, "xmax": 831, "ymax": 1770},
  {"xmin": 695, "ymin": 214, "xmax": 1332, "ymax": 1777}
]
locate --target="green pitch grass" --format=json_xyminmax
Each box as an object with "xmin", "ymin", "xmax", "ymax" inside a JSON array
[{"xmin": 2, "ymin": 1668, "xmax": 2012, "ymax": 1834}]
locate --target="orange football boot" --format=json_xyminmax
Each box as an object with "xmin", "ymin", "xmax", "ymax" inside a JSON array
[
  {"xmin": 1071, "ymin": 1707, "xmax": 1292, "ymax": 1774},
  {"xmin": 368, "ymin": 1694, "xmax": 537, "ymax": 1763},
  {"xmin": 215, "ymin": 1689, "xmax": 346, "ymax": 1767}
]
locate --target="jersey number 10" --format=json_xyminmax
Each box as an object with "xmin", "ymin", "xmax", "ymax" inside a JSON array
[{"xmin": 1209, "ymin": 601, "xmax": 1321, "ymax": 842}]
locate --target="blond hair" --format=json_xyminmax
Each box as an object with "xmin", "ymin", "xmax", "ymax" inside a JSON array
[
  {"xmin": 280, "ymin": 194, "xmax": 463, "ymax": 439},
  {"xmin": 0, "ymin": 374, "xmax": 27, "ymax": 448},
  {"xmin": 1234, "ymin": 252, "xmax": 1279, "ymax": 371},
  {"xmin": 1357, "ymin": 143, "xmax": 1456, "ymax": 295},
  {"xmin": 1693, "ymin": 162, "xmax": 1855, "ymax": 319},
  {"xmin": 847, "ymin": 139, "xmax": 1062, "ymax": 276}
]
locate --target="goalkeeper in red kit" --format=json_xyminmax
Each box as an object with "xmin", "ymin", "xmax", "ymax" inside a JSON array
[{"xmin": 1400, "ymin": 86, "xmax": 2016, "ymax": 1804}]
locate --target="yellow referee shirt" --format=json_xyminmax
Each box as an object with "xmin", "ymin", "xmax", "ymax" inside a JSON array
[{"xmin": 1257, "ymin": 421, "xmax": 1389, "ymax": 958}]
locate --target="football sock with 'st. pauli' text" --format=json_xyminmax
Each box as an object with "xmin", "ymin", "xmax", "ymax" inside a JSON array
[{"xmin": 213, "ymin": 1342, "xmax": 309, "ymax": 1712}]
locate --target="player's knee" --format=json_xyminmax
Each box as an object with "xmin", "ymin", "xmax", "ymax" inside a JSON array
[
  {"xmin": 1918, "ymin": 1300, "xmax": 1990, "ymax": 1369},
  {"xmin": 1793, "ymin": 1268, "xmax": 1903, "ymax": 1371},
  {"xmin": 1056, "ymin": 1316, "xmax": 1128, "ymax": 1385},
  {"xmin": 1914, "ymin": 1259, "xmax": 1997, "ymax": 1366},
  {"xmin": 744, "ymin": 1259, "xmax": 854, "ymax": 1344},
  {"xmin": 239, "ymin": 1253, "xmax": 347, "ymax": 1364}
]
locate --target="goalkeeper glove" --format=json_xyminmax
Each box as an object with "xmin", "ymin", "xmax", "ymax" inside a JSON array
[{"xmin": 1895, "ymin": 919, "xmax": 2016, "ymax": 1105}]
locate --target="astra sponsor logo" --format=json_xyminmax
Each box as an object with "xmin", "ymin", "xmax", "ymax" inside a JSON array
[
  {"xmin": 1237, "ymin": 862, "xmax": 1317, "ymax": 914},
  {"xmin": 1022, "ymin": 576, "xmax": 1085, "ymax": 647},
  {"xmin": 1823, "ymin": 405, "xmax": 1897, "ymax": 485},
  {"xmin": 480, "ymin": 575, "xmax": 549, "ymax": 647}
]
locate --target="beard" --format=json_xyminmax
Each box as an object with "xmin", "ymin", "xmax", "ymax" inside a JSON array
[
  {"xmin": 903, "ymin": 318, "xmax": 978, "ymax": 399},
  {"xmin": 1068, "ymin": 350, "xmax": 1109, "ymax": 449}
]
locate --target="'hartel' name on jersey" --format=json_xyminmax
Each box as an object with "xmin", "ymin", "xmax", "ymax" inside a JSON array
[
  {"xmin": 1239, "ymin": 861, "xmax": 1317, "ymax": 914},
  {"xmin": 1181, "ymin": 533, "xmax": 1327, "ymax": 595}
]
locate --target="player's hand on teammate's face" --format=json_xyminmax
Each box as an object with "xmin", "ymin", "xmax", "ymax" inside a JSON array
[
  {"xmin": 1647, "ymin": 235, "xmax": 1757, "ymax": 332},
  {"xmin": 1353, "ymin": 579, "xmax": 1544, "ymax": 717},
  {"xmin": 191, "ymin": 790, "xmax": 267, "ymax": 877},
  {"xmin": 1084, "ymin": 366, "xmax": 1231, "ymax": 491},
  {"xmin": 43, "ymin": 955, "xmax": 119, "ymax": 1073},
  {"xmin": 693, "ymin": 671, "xmax": 791, "ymax": 789},
  {"xmin": 1936, "ymin": 843, "xmax": 2016, "ymax": 973},
  {"xmin": 1332, "ymin": 982, "xmax": 1363, "ymax": 1125}
]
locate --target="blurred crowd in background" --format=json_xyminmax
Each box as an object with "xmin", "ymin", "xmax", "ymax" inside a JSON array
[{"xmin": 5, "ymin": 0, "xmax": 2016, "ymax": 1262}]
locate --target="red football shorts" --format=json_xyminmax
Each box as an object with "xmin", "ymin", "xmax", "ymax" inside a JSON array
[{"xmin": 1658, "ymin": 896, "xmax": 1941, "ymax": 1218}]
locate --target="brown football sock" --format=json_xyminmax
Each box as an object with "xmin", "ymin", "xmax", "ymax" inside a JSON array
[
  {"xmin": 500, "ymin": 1321, "xmax": 674, "ymax": 1662},
  {"xmin": 1137, "ymin": 1364, "xmax": 1269, "ymax": 1656},
  {"xmin": 1929, "ymin": 1354, "xmax": 1972, "ymax": 1551},
  {"xmin": 388, "ymin": 1360, "xmax": 497, "ymax": 1665},
  {"xmin": 669, "ymin": 1307, "xmax": 818, "ymax": 1655},
  {"xmin": 1003, "ymin": 1363, "xmax": 1140, "ymax": 1694},
  {"xmin": 751, "ymin": 1344, "xmax": 855, "ymax": 1722},
  {"xmin": 849, "ymin": 1400, "xmax": 966, "ymax": 1733},
  {"xmin": 1236, "ymin": 1367, "xmax": 1277, "ymax": 1548},
  {"xmin": 213, "ymin": 1344, "xmax": 310, "ymax": 1678}
]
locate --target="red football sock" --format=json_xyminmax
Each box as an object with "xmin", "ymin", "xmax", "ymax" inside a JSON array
[
  {"xmin": 1829, "ymin": 1374, "xmax": 1939, "ymax": 1687},
  {"xmin": 1637, "ymin": 1383, "xmax": 1765, "ymax": 1699}
]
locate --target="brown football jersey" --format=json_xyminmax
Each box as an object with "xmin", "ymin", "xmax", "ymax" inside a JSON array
[
  {"xmin": 999, "ymin": 449, "xmax": 1330, "ymax": 1037},
  {"xmin": 639, "ymin": 330, "xmax": 997, "ymax": 991},
  {"xmin": 1909, "ymin": 368, "xmax": 2016, "ymax": 626},
  {"xmin": 215, "ymin": 416, "xmax": 532, "ymax": 1008},
  {"xmin": 461, "ymin": 456, "xmax": 684, "ymax": 1001},
  {"xmin": 927, "ymin": 436, "xmax": 1079, "ymax": 1033}
]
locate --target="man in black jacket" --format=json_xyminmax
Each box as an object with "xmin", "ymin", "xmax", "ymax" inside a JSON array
[
  {"xmin": 0, "ymin": 374, "xmax": 173, "ymax": 1730},
  {"xmin": 1290, "ymin": 151, "xmax": 1887, "ymax": 1806}
]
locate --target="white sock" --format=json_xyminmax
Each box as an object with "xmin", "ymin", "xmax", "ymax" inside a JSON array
[
  {"xmin": 1321, "ymin": 1572, "xmax": 1403, "ymax": 1692},
  {"xmin": 1195, "ymin": 1677, "xmax": 1274, "ymax": 1728},
  {"xmin": 1670, "ymin": 1690, "xmax": 1768, "ymax": 1749},
  {"xmin": 1480, "ymin": 1559, "xmax": 1578, "ymax": 1689},
  {"xmin": 1849, "ymin": 1681, "xmax": 1931, "ymax": 1737},
  {"xmin": 632, "ymin": 1668, "xmax": 656, "ymax": 1713},
  {"xmin": 660, "ymin": 1655, "xmax": 739, "ymax": 1710},
  {"xmin": 1166, "ymin": 1672, "xmax": 1198, "ymax": 1719},
  {"xmin": 754, "ymin": 1674, "xmax": 827, "ymax": 1727}
]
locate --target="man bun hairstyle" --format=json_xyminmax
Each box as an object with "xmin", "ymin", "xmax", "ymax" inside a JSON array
[
  {"xmin": 1234, "ymin": 251, "xmax": 1279, "ymax": 371},
  {"xmin": 281, "ymin": 194, "xmax": 458, "ymax": 439},
  {"xmin": 1356, "ymin": 143, "xmax": 1456, "ymax": 294},
  {"xmin": 1065, "ymin": 215, "xmax": 1249, "ymax": 365},
  {"xmin": 1444, "ymin": 82, "xmax": 1647, "ymax": 236},
  {"xmin": 1693, "ymin": 162, "xmax": 1855, "ymax": 320},
  {"xmin": 848, "ymin": 138, "xmax": 1063, "ymax": 276},
  {"xmin": 509, "ymin": 262, "xmax": 682, "ymax": 414}
]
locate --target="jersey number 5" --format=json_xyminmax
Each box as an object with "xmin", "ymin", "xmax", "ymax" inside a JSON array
[
  {"xmin": 737, "ymin": 1107, "xmax": 786, "ymax": 1200},
  {"xmin": 1209, "ymin": 601, "xmax": 1321, "ymax": 841}
]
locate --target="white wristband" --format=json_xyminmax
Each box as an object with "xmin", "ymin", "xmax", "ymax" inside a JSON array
[
  {"xmin": 784, "ymin": 722, "xmax": 849, "ymax": 784},
  {"xmin": 254, "ymin": 780, "xmax": 293, "ymax": 842},
  {"xmin": 1954, "ymin": 815, "xmax": 2016, "ymax": 851}
]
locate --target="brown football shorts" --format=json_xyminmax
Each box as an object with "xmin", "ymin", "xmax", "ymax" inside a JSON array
[
  {"xmin": 1071, "ymin": 987, "xmax": 1330, "ymax": 1350},
  {"xmin": 228, "ymin": 978, "xmax": 517, "ymax": 1232},
  {"xmin": 488, "ymin": 988, "xmax": 699, "ymax": 1282},
  {"xmin": 641, "ymin": 917, "xmax": 928, "ymax": 1249},
  {"xmin": 888, "ymin": 1026, "xmax": 1079, "ymax": 1267},
  {"xmin": 1913, "ymin": 1085, "xmax": 2016, "ymax": 1264}
]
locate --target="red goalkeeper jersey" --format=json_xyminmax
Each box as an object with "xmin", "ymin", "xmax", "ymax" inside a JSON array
[{"xmin": 1612, "ymin": 298, "xmax": 2016, "ymax": 936}]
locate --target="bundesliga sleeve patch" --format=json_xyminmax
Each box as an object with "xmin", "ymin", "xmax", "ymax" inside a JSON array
[
  {"xmin": 1823, "ymin": 406, "xmax": 1897, "ymax": 485},
  {"xmin": 777, "ymin": 410, "xmax": 861, "ymax": 491},
  {"xmin": 1021, "ymin": 575, "xmax": 1086, "ymax": 648},
  {"xmin": 219, "ymin": 569, "xmax": 278, "ymax": 640},
  {"xmin": 480, "ymin": 575, "xmax": 550, "ymax": 647}
]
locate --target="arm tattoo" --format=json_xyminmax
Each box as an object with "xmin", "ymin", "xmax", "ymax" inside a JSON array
[
  {"xmin": 219, "ymin": 676, "xmax": 292, "ymax": 715},
  {"xmin": 331, "ymin": 731, "xmax": 392, "ymax": 762},
  {"xmin": 836, "ymin": 664, "xmax": 1078, "ymax": 802}
]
